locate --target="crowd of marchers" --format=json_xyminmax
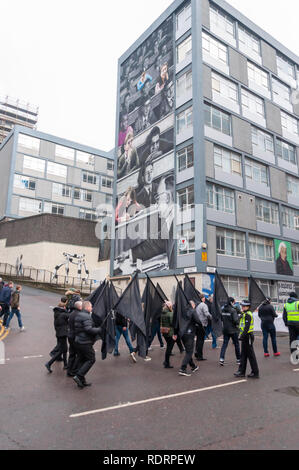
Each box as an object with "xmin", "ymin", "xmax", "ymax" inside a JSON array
[{"xmin": 43, "ymin": 284, "xmax": 299, "ymax": 389}]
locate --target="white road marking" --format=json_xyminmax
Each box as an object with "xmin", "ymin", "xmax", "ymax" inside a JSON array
[
  {"xmin": 24, "ymin": 355, "xmax": 44, "ymax": 359},
  {"xmin": 293, "ymin": 369, "xmax": 299, "ymax": 372},
  {"xmin": 70, "ymin": 380, "xmax": 247, "ymax": 419}
]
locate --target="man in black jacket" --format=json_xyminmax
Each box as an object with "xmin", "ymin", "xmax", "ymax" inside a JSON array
[
  {"xmin": 258, "ymin": 298, "xmax": 280, "ymax": 357},
  {"xmin": 73, "ymin": 301, "xmax": 102, "ymax": 388},
  {"xmin": 66, "ymin": 300, "xmax": 83, "ymax": 377},
  {"xmin": 219, "ymin": 297, "xmax": 241, "ymax": 366},
  {"xmin": 45, "ymin": 300, "xmax": 69, "ymax": 373},
  {"xmin": 179, "ymin": 301, "xmax": 200, "ymax": 377}
]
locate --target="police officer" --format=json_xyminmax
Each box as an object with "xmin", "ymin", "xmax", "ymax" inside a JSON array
[
  {"xmin": 283, "ymin": 292, "xmax": 299, "ymax": 354},
  {"xmin": 234, "ymin": 300, "xmax": 260, "ymax": 379}
]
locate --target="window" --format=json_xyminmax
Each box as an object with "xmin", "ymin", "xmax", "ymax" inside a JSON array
[
  {"xmin": 23, "ymin": 155, "xmax": 45, "ymax": 173},
  {"xmin": 44, "ymin": 202, "xmax": 65, "ymax": 215},
  {"xmin": 222, "ymin": 276, "xmax": 248, "ymax": 300},
  {"xmin": 272, "ymin": 78, "xmax": 291, "ymax": 107},
  {"xmin": 206, "ymin": 183, "xmax": 235, "ymax": 214},
  {"xmin": 176, "ymin": 36, "xmax": 192, "ymax": 64},
  {"xmin": 245, "ymin": 158, "xmax": 269, "ymax": 186},
  {"xmin": 256, "ymin": 198, "xmax": 279, "ymax": 225},
  {"xmin": 287, "ymin": 175, "xmax": 299, "ymax": 197},
  {"xmin": 52, "ymin": 183, "xmax": 71, "ymax": 198},
  {"xmin": 241, "ymin": 89, "xmax": 265, "ymax": 118},
  {"xmin": 19, "ymin": 197, "xmax": 42, "ymax": 214},
  {"xmin": 176, "ymin": 106, "xmax": 193, "ymax": 134},
  {"xmin": 282, "ymin": 206, "xmax": 299, "ymax": 230},
  {"xmin": 248, "ymin": 62, "xmax": 270, "ymax": 91},
  {"xmin": 14, "ymin": 174, "xmax": 36, "ymax": 191},
  {"xmin": 249, "ymin": 235, "xmax": 274, "ymax": 262},
  {"xmin": 18, "ymin": 134, "xmax": 40, "ymax": 153},
  {"xmin": 102, "ymin": 177, "xmax": 113, "ymax": 189},
  {"xmin": 176, "ymin": 70, "xmax": 193, "ymax": 100},
  {"xmin": 176, "ymin": 3, "xmax": 191, "ymax": 31},
  {"xmin": 107, "ymin": 160, "xmax": 114, "ymax": 171},
  {"xmin": 74, "ymin": 188, "xmax": 92, "ymax": 202},
  {"xmin": 212, "ymin": 72, "xmax": 238, "ymax": 104},
  {"xmin": 204, "ymin": 103, "xmax": 231, "ymax": 135},
  {"xmin": 216, "ymin": 229, "xmax": 246, "ymax": 258},
  {"xmin": 76, "ymin": 151, "xmax": 95, "ymax": 168},
  {"xmin": 277, "ymin": 139, "xmax": 297, "ymax": 165},
  {"xmin": 277, "ymin": 53, "xmax": 295, "ymax": 80},
  {"xmin": 79, "ymin": 209, "xmax": 97, "ymax": 221},
  {"xmin": 177, "ymin": 145, "xmax": 194, "ymax": 172},
  {"xmin": 55, "ymin": 145, "xmax": 74, "ymax": 162},
  {"xmin": 257, "ymin": 280, "xmax": 278, "ymax": 301},
  {"xmin": 47, "ymin": 161, "xmax": 67, "ymax": 178},
  {"xmin": 177, "ymin": 221, "xmax": 195, "ymax": 255},
  {"xmin": 202, "ymin": 32, "xmax": 228, "ymax": 65},
  {"xmin": 214, "ymin": 146, "xmax": 242, "ymax": 176},
  {"xmin": 177, "ymin": 185, "xmax": 194, "ymax": 211},
  {"xmin": 210, "ymin": 4, "xmax": 235, "ymax": 38},
  {"xmin": 281, "ymin": 111, "xmax": 299, "ymax": 137},
  {"xmin": 82, "ymin": 171, "xmax": 99, "ymax": 185},
  {"xmin": 238, "ymin": 25, "xmax": 261, "ymax": 57},
  {"xmin": 252, "ymin": 127, "xmax": 274, "ymax": 154},
  {"xmin": 292, "ymin": 244, "xmax": 299, "ymax": 266}
]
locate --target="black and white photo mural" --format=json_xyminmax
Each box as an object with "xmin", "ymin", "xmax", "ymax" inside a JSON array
[{"xmin": 114, "ymin": 16, "xmax": 176, "ymax": 276}]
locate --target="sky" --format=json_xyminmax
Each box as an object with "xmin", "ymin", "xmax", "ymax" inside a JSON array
[{"xmin": 1, "ymin": 0, "xmax": 298, "ymax": 152}]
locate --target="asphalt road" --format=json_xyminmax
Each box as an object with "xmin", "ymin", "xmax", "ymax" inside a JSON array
[{"xmin": 0, "ymin": 285, "xmax": 298, "ymax": 451}]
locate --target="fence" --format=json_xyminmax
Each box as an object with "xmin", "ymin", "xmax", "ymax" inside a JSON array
[{"xmin": 0, "ymin": 262, "xmax": 100, "ymax": 294}]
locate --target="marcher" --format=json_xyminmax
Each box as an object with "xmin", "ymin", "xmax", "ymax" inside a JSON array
[
  {"xmin": 0, "ymin": 281, "xmax": 14, "ymax": 327},
  {"xmin": 195, "ymin": 295, "xmax": 212, "ymax": 361},
  {"xmin": 49, "ymin": 296, "xmax": 69, "ymax": 360},
  {"xmin": 73, "ymin": 301, "xmax": 102, "ymax": 388},
  {"xmin": 66, "ymin": 300, "xmax": 83, "ymax": 377},
  {"xmin": 5, "ymin": 285, "xmax": 25, "ymax": 331},
  {"xmin": 45, "ymin": 299, "xmax": 69, "ymax": 373},
  {"xmin": 160, "ymin": 301, "xmax": 176, "ymax": 368},
  {"xmin": 148, "ymin": 317, "xmax": 165, "ymax": 351},
  {"xmin": 234, "ymin": 300, "xmax": 260, "ymax": 379},
  {"xmin": 65, "ymin": 289, "xmax": 82, "ymax": 312},
  {"xmin": 179, "ymin": 301, "xmax": 200, "ymax": 377},
  {"xmin": 283, "ymin": 292, "xmax": 299, "ymax": 354},
  {"xmin": 219, "ymin": 297, "xmax": 241, "ymax": 366},
  {"xmin": 258, "ymin": 297, "xmax": 280, "ymax": 357},
  {"xmin": 114, "ymin": 311, "xmax": 137, "ymax": 363},
  {"xmin": 205, "ymin": 294, "xmax": 219, "ymax": 349}
]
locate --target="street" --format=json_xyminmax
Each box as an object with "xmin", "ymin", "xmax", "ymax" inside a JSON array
[{"xmin": 0, "ymin": 285, "xmax": 299, "ymax": 450}]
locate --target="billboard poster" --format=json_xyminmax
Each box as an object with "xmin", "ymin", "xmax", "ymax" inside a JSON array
[
  {"xmin": 114, "ymin": 16, "xmax": 175, "ymax": 276},
  {"xmin": 274, "ymin": 239, "xmax": 294, "ymax": 276}
]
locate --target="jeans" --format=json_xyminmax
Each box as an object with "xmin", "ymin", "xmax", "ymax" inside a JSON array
[
  {"xmin": 148, "ymin": 320, "xmax": 164, "ymax": 348},
  {"xmin": 220, "ymin": 333, "xmax": 241, "ymax": 361},
  {"xmin": 114, "ymin": 326, "xmax": 134, "ymax": 354},
  {"xmin": 205, "ymin": 324, "xmax": 218, "ymax": 348},
  {"xmin": 181, "ymin": 334, "xmax": 196, "ymax": 371},
  {"xmin": 6, "ymin": 308, "xmax": 23, "ymax": 328},
  {"xmin": 261, "ymin": 323, "xmax": 278, "ymax": 354}
]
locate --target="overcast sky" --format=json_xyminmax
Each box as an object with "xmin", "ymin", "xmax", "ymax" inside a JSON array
[{"xmin": 1, "ymin": 0, "xmax": 298, "ymax": 152}]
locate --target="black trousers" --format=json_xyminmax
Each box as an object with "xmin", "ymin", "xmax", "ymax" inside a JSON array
[
  {"xmin": 67, "ymin": 338, "xmax": 79, "ymax": 374},
  {"xmin": 239, "ymin": 334, "xmax": 259, "ymax": 376},
  {"xmin": 195, "ymin": 324, "xmax": 206, "ymax": 360},
  {"xmin": 0, "ymin": 303, "xmax": 10, "ymax": 327},
  {"xmin": 74, "ymin": 343, "xmax": 96, "ymax": 380},
  {"xmin": 181, "ymin": 334, "xmax": 196, "ymax": 371},
  {"xmin": 163, "ymin": 336, "xmax": 175, "ymax": 366},
  {"xmin": 289, "ymin": 325, "xmax": 299, "ymax": 353},
  {"xmin": 176, "ymin": 336, "xmax": 184, "ymax": 353},
  {"xmin": 47, "ymin": 337, "xmax": 68, "ymax": 367}
]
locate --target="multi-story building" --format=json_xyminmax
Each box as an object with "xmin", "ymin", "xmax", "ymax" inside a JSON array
[
  {"xmin": 111, "ymin": 0, "xmax": 299, "ymax": 303},
  {"xmin": 0, "ymin": 125, "xmax": 114, "ymax": 222},
  {"xmin": 0, "ymin": 95, "xmax": 38, "ymax": 143}
]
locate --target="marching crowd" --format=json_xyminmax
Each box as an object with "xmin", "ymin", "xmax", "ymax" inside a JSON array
[
  {"xmin": 0, "ymin": 278, "xmax": 25, "ymax": 332},
  {"xmin": 42, "ymin": 286, "xmax": 299, "ymax": 390}
]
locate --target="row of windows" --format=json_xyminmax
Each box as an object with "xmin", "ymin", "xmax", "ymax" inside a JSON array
[
  {"xmin": 216, "ymin": 228, "xmax": 299, "ymax": 264},
  {"xmin": 17, "ymin": 134, "xmax": 114, "ymax": 172}
]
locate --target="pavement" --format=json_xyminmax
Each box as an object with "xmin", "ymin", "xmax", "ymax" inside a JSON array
[{"xmin": 0, "ymin": 285, "xmax": 299, "ymax": 451}]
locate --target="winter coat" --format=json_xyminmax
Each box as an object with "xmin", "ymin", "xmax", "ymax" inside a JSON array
[
  {"xmin": 0, "ymin": 286, "xmax": 12, "ymax": 306},
  {"xmin": 11, "ymin": 291, "xmax": 20, "ymax": 309},
  {"xmin": 68, "ymin": 309, "xmax": 81, "ymax": 340},
  {"xmin": 196, "ymin": 302, "xmax": 212, "ymax": 328},
  {"xmin": 258, "ymin": 303, "xmax": 277, "ymax": 327},
  {"xmin": 74, "ymin": 309, "xmax": 102, "ymax": 345},
  {"xmin": 53, "ymin": 307, "xmax": 69, "ymax": 338},
  {"xmin": 221, "ymin": 303, "xmax": 239, "ymax": 335}
]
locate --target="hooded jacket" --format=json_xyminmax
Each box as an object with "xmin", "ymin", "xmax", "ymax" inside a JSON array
[
  {"xmin": 283, "ymin": 296, "xmax": 299, "ymax": 327},
  {"xmin": 53, "ymin": 307, "xmax": 69, "ymax": 338},
  {"xmin": 258, "ymin": 302, "xmax": 277, "ymax": 327},
  {"xmin": 221, "ymin": 303, "xmax": 239, "ymax": 335}
]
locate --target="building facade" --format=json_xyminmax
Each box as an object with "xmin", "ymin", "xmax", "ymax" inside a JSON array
[
  {"xmin": 0, "ymin": 95, "xmax": 38, "ymax": 144},
  {"xmin": 0, "ymin": 125, "xmax": 114, "ymax": 222},
  {"xmin": 111, "ymin": 0, "xmax": 299, "ymax": 302}
]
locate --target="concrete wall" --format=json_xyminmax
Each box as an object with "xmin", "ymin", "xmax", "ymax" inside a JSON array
[
  {"xmin": 229, "ymin": 48, "xmax": 248, "ymax": 86},
  {"xmin": 232, "ymin": 116, "xmax": 252, "ymax": 154},
  {"xmin": 236, "ymin": 192, "xmax": 256, "ymax": 230},
  {"xmin": 261, "ymin": 40, "xmax": 278, "ymax": 75}
]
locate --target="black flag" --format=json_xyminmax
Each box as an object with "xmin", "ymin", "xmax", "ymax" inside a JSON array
[
  {"xmin": 91, "ymin": 282, "xmax": 115, "ymax": 360},
  {"xmin": 113, "ymin": 273, "xmax": 147, "ymax": 358},
  {"xmin": 86, "ymin": 280, "xmax": 106, "ymax": 306},
  {"xmin": 156, "ymin": 283, "xmax": 168, "ymax": 302},
  {"xmin": 212, "ymin": 271, "xmax": 229, "ymax": 338},
  {"xmin": 173, "ymin": 279, "xmax": 192, "ymax": 338},
  {"xmin": 143, "ymin": 275, "xmax": 165, "ymax": 346},
  {"xmin": 184, "ymin": 274, "xmax": 201, "ymax": 303},
  {"xmin": 249, "ymin": 276, "xmax": 267, "ymax": 312}
]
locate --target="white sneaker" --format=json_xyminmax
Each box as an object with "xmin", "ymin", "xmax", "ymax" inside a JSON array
[
  {"xmin": 144, "ymin": 356, "xmax": 152, "ymax": 362},
  {"xmin": 148, "ymin": 347, "xmax": 153, "ymax": 351},
  {"xmin": 20, "ymin": 327, "xmax": 25, "ymax": 332},
  {"xmin": 130, "ymin": 352, "xmax": 137, "ymax": 363}
]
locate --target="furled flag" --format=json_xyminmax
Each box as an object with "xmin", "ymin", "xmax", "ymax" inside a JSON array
[
  {"xmin": 212, "ymin": 271, "xmax": 229, "ymax": 338},
  {"xmin": 249, "ymin": 276, "xmax": 267, "ymax": 312},
  {"xmin": 113, "ymin": 273, "xmax": 147, "ymax": 358},
  {"xmin": 156, "ymin": 283, "xmax": 168, "ymax": 302},
  {"xmin": 91, "ymin": 281, "xmax": 116, "ymax": 360},
  {"xmin": 143, "ymin": 275, "xmax": 165, "ymax": 346},
  {"xmin": 173, "ymin": 278, "xmax": 193, "ymax": 338}
]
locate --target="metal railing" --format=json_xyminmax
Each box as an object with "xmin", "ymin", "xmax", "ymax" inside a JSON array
[{"xmin": 0, "ymin": 262, "xmax": 100, "ymax": 294}]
